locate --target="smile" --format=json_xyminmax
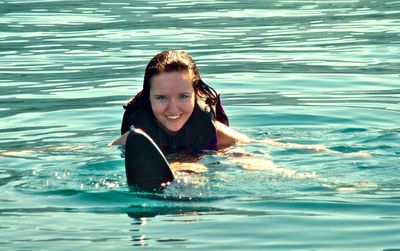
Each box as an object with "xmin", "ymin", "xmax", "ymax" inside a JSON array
[{"xmin": 166, "ymin": 114, "xmax": 181, "ymax": 120}]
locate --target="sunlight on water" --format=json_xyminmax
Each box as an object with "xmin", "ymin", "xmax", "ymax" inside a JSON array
[{"xmin": 0, "ymin": 0, "xmax": 399, "ymax": 250}]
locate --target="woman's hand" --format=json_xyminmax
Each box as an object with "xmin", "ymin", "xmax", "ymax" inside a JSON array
[{"xmin": 170, "ymin": 162, "xmax": 208, "ymax": 173}]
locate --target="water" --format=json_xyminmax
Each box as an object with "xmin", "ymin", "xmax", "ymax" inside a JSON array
[{"xmin": 1, "ymin": 0, "xmax": 399, "ymax": 250}]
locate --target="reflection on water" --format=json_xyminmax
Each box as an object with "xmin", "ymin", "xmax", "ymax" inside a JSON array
[{"xmin": 0, "ymin": 0, "xmax": 399, "ymax": 250}]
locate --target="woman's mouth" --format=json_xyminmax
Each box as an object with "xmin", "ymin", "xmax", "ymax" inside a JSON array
[{"xmin": 166, "ymin": 114, "xmax": 181, "ymax": 120}]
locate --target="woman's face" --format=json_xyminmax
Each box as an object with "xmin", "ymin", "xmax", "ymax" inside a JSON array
[{"xmin": 149, "ymin": 71, "xmax": 195, "ymax": 133}]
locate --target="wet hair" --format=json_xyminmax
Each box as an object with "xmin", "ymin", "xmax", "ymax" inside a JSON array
[{"xmin": 123, "ymin": 50, "xmax": 228, "ymax": 125}]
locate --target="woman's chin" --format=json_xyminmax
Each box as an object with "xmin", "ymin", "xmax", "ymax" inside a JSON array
[
  {"xmin": 159, "ymin": 117, "xmax": 190, "ymax": 133},
  {"xmin": 165, "ymin": 124, "xmax": 184, "ymax": 133}
]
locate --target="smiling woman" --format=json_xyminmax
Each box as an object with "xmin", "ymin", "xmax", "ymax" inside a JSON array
[
  {"xmin": 110, "ymin": 50, "xmax": 250, "ymax": 153},
  {"xmin": 108, "ymin": 50, "xmax": 254, "ymax": 190},
  {"xmin": 150, "ymin": 71, "xmax": 196, "ymax": 133},
  {"xmin": 108, "ymin": 50, "xmax": 358, "ymax": 191}
]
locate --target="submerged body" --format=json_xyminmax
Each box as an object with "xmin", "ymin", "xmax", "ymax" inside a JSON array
[
  {"xmin": 111, "ymin": 50, "xmax": 359, "ymax": 191},
  {"xmin": 111, "ymin": 50, "xmax": 249, "ymax": 190}
]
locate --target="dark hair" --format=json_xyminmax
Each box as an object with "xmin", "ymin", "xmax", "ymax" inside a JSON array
[{"xmin": 123, "ymin": 50, "xmax": 228, "ymax": 125}]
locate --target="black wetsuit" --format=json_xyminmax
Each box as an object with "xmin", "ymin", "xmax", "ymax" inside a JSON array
[{"xmin": 121, "ymin": 102, "xmax": 218, "ymax": 155}]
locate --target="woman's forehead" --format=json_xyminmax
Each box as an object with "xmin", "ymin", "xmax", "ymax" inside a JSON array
[{"xmin": 150, "ymin": 72, "xmax": 194, "ymax": 93}]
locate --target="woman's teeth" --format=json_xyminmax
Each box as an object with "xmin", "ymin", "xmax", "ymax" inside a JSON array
[{"xmin": 166, "ymin": 115, "xmax": 180, "ymax": 120}]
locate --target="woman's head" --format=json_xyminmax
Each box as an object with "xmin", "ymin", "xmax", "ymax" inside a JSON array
[
  {"xmin": 143, "ymin": 50, "xmax": 199, "ymax": 97},
  {"xmin": 149, "ymin": 70, "xmax": 195, "ymax": 133},
  {"xmin": 123, "ymin": 50, "xmax": 228, "ymax": 134},
  {"xmin": 143, "ymin": 51, "xmax": 199, "ymax": 132}
]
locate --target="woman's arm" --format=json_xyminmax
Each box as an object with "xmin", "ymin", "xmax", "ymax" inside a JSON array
[
  {"xmin": 260, "ymin": 138, "xmax": 330, "ymax": 152},
  {"xmin": 215, "ymin": 122, "xmax": 369, "ymax": 156},
  {"xmin": 215, "ymin": 121, "xmax": 250, "ymax": 147}
]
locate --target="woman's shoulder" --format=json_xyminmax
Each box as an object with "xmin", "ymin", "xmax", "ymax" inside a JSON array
[{"xmin": 121, "ymin": 106, "xmax": 152, "ymax": 134}]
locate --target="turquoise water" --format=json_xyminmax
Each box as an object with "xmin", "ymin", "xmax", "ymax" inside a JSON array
[{"xmin": 1, "ymin": 0, "xmax": 399, "ymax": 250}]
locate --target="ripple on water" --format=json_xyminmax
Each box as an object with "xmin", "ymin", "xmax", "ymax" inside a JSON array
[{"xmin": 1, "ymin": 0, "xmax": 400, "ymax": 249}]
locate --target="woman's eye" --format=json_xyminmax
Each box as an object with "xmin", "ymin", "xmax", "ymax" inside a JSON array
[
  {"xmin": 179, "ymin": 94, "xmax": 189, "ymax": 100},
  {"xmin": 155, "ymin": 96, "xmax": 167, "ymax": 102}
]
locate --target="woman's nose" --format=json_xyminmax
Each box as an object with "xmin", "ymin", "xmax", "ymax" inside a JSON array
[{"xmin": 166, "ymin": 98, "xmax": 179, "ymax": 113}]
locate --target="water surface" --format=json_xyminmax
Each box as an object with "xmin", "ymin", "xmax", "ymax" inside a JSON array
[{"xmin": 1, "ymin": 0, "xmax": 399, "ymax": 250}]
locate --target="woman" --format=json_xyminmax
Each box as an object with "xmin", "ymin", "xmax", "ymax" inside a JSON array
[{"xmin": 111, "ymin": 50, "xmax": 249, "ymax": 154}]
